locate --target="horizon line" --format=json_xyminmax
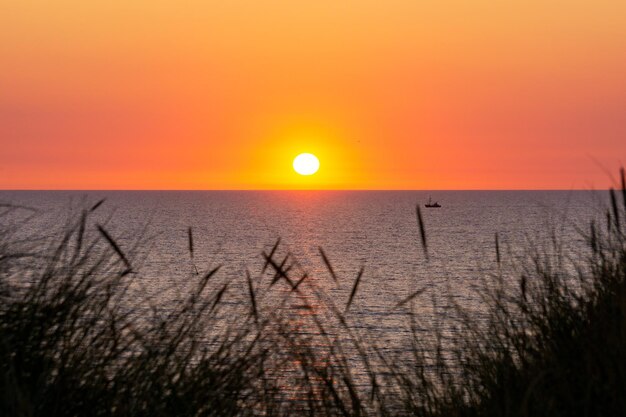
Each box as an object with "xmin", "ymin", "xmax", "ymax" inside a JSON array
[{"xmin": 0, "ymin": 188, "xmax": 612, "ymax": 192}]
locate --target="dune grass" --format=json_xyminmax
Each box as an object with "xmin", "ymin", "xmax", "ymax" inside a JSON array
[{"xmin": 1, "ymin": 170, "xmax": 625, "ymax": 416}]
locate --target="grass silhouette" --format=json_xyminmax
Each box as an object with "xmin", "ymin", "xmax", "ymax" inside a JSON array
[{"xmin": 1, "ymin": 170, "xmax": 625, "ymax": 416}]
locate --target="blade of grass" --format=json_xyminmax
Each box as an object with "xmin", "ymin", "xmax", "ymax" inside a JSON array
[
  {"xmin": 198, "ymin": 266, "xmax": 221, "ymax": 295},
  {"xmin": 319, "ymin": 247, "xmax": 338, "ymax": 282},
  {"xmin": 90, "ymin": 199, "xmax": 105, "ymax": 212},
  {"xmin": 293, "ymin": 273, "xmax": 308, "ymax": 291},
  {"xmin": 395, "ymin": 287, "xmax": 427, "ymax": 309},
  {"xmin": 416, "ymin": 205, "xmax": 429, "ymax": 260},
  {"xmin": 264, "ymin": 252, "xmax": 295, "ymax": 288},
  {"xmin": 97, "ymin": 225, "xmax": 132, "ymax": 274},
  {"xmin": 621, "ymin": 167, "xmax": 626, "ymax": 216},
  {"xmin": 610, "ymin": 188, "xmax": 620, "ymax": 230},
  {"xmin": 269, "ymin": 254, "xmax": 290, "ymax": 287},
  {"xmin": 209, "ymin": 282, "xmax": 229, "ymax": 313},
  {"xmin": 345, "ymin": 266, "xmax": 364, "ymax": 312},
  {"xmin": 590, "ymin": 220, "xmax": 598, "ymax": 253},
  {"xmin": 188, "ymin": 227, "xmax": 194, "ymax": 259},
  {"xmin": 262, "ymin": 238, "xmax": 281, "ymax": 273},
  {"xmin": 188, "ymin": 227, "xmax": 199, "ymax": 274},
  {"xmin": 495, "ymin": 232, "xmax": 501, "ymax": 266},
  {"xmin": 246, "ymin": 269, "xmax": 258, "ymax": 324}
]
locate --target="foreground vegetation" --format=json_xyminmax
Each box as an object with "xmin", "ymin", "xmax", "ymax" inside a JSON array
[{"xmin": 1, "ymin": 171, "xmax": 625, "ymax": 416}]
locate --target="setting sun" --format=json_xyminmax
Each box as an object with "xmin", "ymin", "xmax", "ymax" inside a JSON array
[{"xmin": 293, "ymin": 153, "xmax": 320, "ymax": 176}]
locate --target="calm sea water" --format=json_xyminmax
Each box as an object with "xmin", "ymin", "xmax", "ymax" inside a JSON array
[{"xmin": 0, "ymin": 190, "xmax": 608, "ymax": 356}]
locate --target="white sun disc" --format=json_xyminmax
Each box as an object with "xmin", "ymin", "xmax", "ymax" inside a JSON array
[{"xmin": 293, "ymin": 153, "xmax": 320, "ymax": 175}]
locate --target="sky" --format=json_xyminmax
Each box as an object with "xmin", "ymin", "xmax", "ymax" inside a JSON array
[{"xmin": 1, "ymin": 0, "xmax": 625, "ymax": 189}]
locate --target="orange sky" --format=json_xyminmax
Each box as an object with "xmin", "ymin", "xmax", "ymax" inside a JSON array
[{"xmin": 1, "ymin": 0, "xmax": 625, "ymax": 189}]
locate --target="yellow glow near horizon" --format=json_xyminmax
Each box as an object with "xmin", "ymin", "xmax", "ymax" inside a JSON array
[{"xmin": 293, "ymin": 153, "xmax": 320, "ymax": 176}]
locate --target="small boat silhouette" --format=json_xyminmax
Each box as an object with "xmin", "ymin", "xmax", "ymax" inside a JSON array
[{"xmin": 425, "ymin": 197, "xmax": 441, "ymax": 208}]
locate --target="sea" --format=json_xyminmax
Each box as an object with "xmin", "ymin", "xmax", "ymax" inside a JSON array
[{"xmin": 0, "ymin": 190, "xmax": 609, "ymax": 367}]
